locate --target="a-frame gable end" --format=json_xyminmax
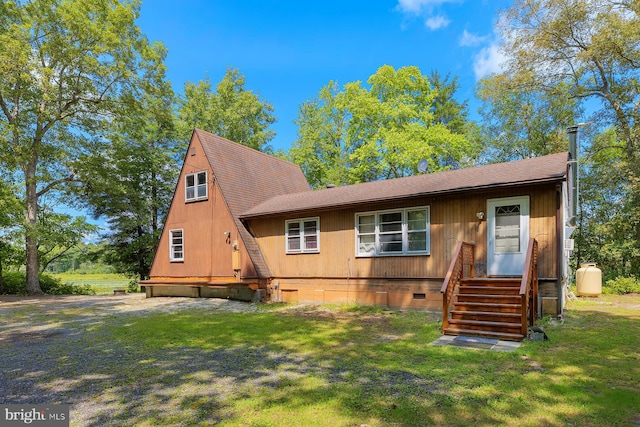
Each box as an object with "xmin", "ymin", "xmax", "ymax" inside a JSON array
[{"xmin": 148, "ymin": 131, "xmax": 260, "ymax": 280}]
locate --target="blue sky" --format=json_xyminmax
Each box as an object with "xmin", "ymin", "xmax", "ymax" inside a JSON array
[{"xmin": 137, "ymin": 0, "xmax": 514, "ymax": 152}]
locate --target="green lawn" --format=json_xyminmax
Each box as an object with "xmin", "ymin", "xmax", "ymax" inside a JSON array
[
  {"xmin": 2, "ymin": 293, "xmax": 638, "ymax": 426},
  {"xmin": 105, "ymin": 295, "xmax": 639, "ymax": 426},
  {"xmin": 52, "ymin": 272, "xmax": 132, "ymax": 294}
]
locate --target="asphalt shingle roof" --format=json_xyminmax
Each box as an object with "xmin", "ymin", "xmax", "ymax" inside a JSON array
[
  {"xmin": 240, "ymin": 152, "xmax": 568, "ymax": 219},
  {"xmin": 195, "ymin": 129, "xmax": 311, "ymax": 277}
]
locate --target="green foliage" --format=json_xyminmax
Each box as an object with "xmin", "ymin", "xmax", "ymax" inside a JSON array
[
  {"xmin": 573, "ymin": 129, "xmax": 640, "ymax": 278},
  {"xmin": 476, "ymin": 75, "xmax": 580, "ymax": 161},
  {"xmin": 603, "ymin": 276, "xmax": 640, "ymax": 295},
  {"xmin": 495, "ymin": 0, "xmax": 640, "ymax": 279},
  {"xmin": 1, "ymin": 271, "xmax": 94, "ymax": 295},
  {"xmin": 127, "ymin": 279, "xmax": 140, "ymax": 293},
  {"xmin": 177, "ymin": 68, "xmax": 276, "ymax": 152},
  {"xmin": 36, "ymin": 207, "xmax": 98, "ymax": 273},
  {"xmin": 71, "ymin": 42, "xmax": 178, "ymax": 281},
  {"xmin": 291, "ymin": 65, "xmax": 475, "ymax": 188},
  {"xmin": 0, "ymin": 0, "xmax": 162, "ymax": 293}
]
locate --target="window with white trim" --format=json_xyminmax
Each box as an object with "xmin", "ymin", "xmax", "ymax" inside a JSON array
[
  {"xmin": 169, "ymin": 229, "xmax": 184, "ymax": 262},
  {"xmin": 355, "ymin": 207, "xmax": 430, "ymax": 256},
  {"xmin": 286, "ymin": 217, "xmax": 320, "ymax": 254},
  {"xmin": 185, "ymin": 171, "xmax": 207, "ymax": 202}
]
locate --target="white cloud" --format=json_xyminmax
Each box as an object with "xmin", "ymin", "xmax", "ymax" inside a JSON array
[
  {"xmin": 459, "ymin": 29, "xmax": 488, "ymax": 47},
  {"xmin": 396, "ymin": 0, "xmax": 459, "ymax": 31},
  {"xmin": 425, "ymin": 15, "xmax": 451, "ymax": 30},
  {"xmin": 397, "ymin": 0, "xmax": 456, "ymax": 13},
  {"xmin": 473, "ymin": 42, "xmax": 506, "ymax": 80}
]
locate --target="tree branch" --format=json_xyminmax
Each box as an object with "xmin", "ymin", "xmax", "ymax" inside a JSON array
[
  {"xmin": 39, "ymin": 245, "xmax": 74, "ymax": 273},
  {"xmin": 0, "ymin": 91, "xmax": 14, "ymax": 124},
  {"xmin": 36, "ymin": 173, "xmax": 79, "ymax": 198}
]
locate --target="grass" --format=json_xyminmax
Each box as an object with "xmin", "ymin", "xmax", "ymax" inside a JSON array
[
  {"xmin": 106, "ymin": 296, "xmax": 639, "ymax": 426},
  {"xmin": 51, "ymin": 272, "xmax": 132, "ymax": 294},
  {"xmin": 1, "ymin": 294, "xmax": 638, "ymax": 426}
]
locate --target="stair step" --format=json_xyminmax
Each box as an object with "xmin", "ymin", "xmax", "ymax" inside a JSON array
[
  {"xmin": 451, "ymin": 310, "xmax": 521, "ymax": 323},
  {"xmin": 461, "ymin": 277, "xmax": 522, "ymax": 287},
  {"xmin": 456, "ymin": 294, "xmax": 522, "ymax": 304},
  {"xmin": 448, "ymin": 318, "xmax": 523, "ymax": 334},
  {"xmin": 458, "ymin": 286, "xmax": 520, "ymax": 295},
  {"xmin": 443, "ymin": 327, "xmax": 525, "ymax": 342},
  {"xmin": 453, "ymin": 302, "xmax": 522, "ymax": 313}
]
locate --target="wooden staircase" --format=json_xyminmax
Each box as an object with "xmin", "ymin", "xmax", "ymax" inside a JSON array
[
  {"xmin": 445, "ymin": 277, "xmax": 525, "ymax": 341},
  {"xmin": 441, "ymin": 240, "xmax": 539, "ymax": 342}
]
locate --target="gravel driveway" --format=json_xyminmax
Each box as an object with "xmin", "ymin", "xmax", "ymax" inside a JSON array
[{"xmin": 0, "ymin": 294, "xmax": 259, "ymax": 426}]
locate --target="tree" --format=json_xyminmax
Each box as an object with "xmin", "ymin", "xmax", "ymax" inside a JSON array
[
  {"xmin": 177, "ymin": 68, "xmax": 276, "ymax": 152},
  {"xmin": 576, "ymin": 129, "xmax": 640, "ymax": 279},
  {"xmin": 289, "ymin": 83, "xmax": 351, "ymax": 188},
  {"xmin": 429, "ymin": 71, "xmax": 469, "ymax": 135},
  {"xmin": 476, "ymin": 75, "xmax": 581, "ymax": 161},
  {"xmin": 497, "ymin": 0, "xmax": 640, "ymax": 277},
  {"xmin": 0, "ymin": 179, "xmax": 22, "ymax": 293},
  {"xmin": 72, "ymin": 43, "xmax": 179, "ymax": 280},
  {"xmin": 0, "ymin": 0, "xmax": 160, "ymax": 293},
  {"xmin": 498, "ymin": 0, "xmax": 640, "ymax": 172},
  {"xmin": 290, "ymin": 65, "xmax": 473, "ymax": 188},
  {"xmin": 36, "ymin": 206, "xmax": 98, "ymax": 273}
]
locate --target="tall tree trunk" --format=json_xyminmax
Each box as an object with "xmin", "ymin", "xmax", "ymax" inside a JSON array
[
  {"xmin": 25, "ymin": 153, "xmax": 42, "ymax": 294},
  {"xmin": 0, "ymin": 244, "xmax": 4, "ymax": 294}
]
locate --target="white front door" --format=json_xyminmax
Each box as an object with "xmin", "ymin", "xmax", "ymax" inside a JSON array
[{"xmin": 487, "ymin": 196, "xmax": 530, "ymax": 276}]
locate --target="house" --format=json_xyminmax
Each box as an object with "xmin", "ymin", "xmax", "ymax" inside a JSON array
[{"xmin": 143, "ymin": 128, "xmax": 573, "ymax": 341}]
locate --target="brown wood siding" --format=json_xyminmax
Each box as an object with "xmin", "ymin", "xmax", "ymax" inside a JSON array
[
  {"xmin": 149, "ymin": 134, "xmax": 256, "ymax": 279},
  {"xmin": 250, "ymin": 184, "xmax": 559, "ymax": 281}
]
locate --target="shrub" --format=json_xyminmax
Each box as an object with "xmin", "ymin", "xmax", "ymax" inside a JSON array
[
  {"xmin": 127, "ymin": 279, "xmax": 140, "ymax": 293},
  {"xmin": 0, "ymin": 272, "xmax": 95, "ymax": 295},
  {"xmin": 603, "ymin": 276, "xmax": 640, "ymax": 295}
]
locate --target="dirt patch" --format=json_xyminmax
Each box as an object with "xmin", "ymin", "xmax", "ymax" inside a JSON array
[{"xmin": 0, "ymin": 294, "xmax": 261, "ymax": 425}]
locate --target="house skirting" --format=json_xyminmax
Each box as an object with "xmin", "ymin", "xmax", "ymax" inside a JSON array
[{"xmin": 269, "ymin": 278, "xmax": 444, "ymax": 310}]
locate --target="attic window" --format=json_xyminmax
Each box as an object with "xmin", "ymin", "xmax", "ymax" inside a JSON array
[{"xmin": 185, "ymin": 171, "xmax": 207, "ymax": 202}]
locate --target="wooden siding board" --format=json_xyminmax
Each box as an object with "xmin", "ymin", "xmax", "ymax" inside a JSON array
[{"xmin": 251, "ymin": 184, "xmax": 559, "ymax": 283}]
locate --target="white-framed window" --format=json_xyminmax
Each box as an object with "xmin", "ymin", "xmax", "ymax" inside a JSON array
[
  {"xmin": 285, "ymin": 217, "xmax": 320, "ymax": 254},
  {"xmin": 185, "ymin": 171, "xmax": 207, "ymax": 202},
  {"xmin": 355, "ymin": 207, "xmax": 430, "ymax": 256},
  {"xmin": 169, "ymin": 229, "xmax": 184, "ymax": 262}
]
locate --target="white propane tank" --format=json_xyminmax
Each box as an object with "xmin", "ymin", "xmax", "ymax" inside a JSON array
[{"xmin": 576, "ymin": 263, "xmax": 602, "ymax": 297}]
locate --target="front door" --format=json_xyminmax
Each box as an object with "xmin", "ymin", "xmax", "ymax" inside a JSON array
[{"xmin": 487, "ymin": 196, "xmax": 530, "ymax": 276}]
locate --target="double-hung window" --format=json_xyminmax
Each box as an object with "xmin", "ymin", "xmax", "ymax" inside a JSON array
[
  {"xmin": 286, "ymin": 217, "xmax": 320, "ymax": 254},
  {"xmin": 356, "ymin": 207, "xmax": 430, "ymax": 256},
  {"xmin": 169, "ymin": 229, "xmax": 184, "ymax": 262},
  {"xmin": 185, "ymin": 171, "xmax": 207, "ymax": 202}
]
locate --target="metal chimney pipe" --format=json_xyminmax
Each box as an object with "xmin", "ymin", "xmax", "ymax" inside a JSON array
[{"xmin": 567, "ymin": 125, "xmax": 579, "ymax": 226}]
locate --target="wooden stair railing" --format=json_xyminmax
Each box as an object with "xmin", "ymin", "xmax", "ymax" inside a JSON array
[
  {"xmin": 519, "ymin": 238, "xmax": 539, "ymax": 336},
  {"xmin": 440, "ymin": 239, "xmax": 539, "ymax": 341},
  {"xmin": 440, "ymin": 241, "xmax": 475, "ymax": 333}
]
